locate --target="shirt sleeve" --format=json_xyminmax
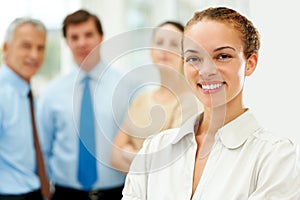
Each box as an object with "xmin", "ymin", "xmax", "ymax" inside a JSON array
[
  {"xmin": 249, "ymin": 141, "xmax": 300, "ymax": 200},
  {"xmin": 122, "ymin": 175, "xmax": 144, "ymax": 200},
  {"xmin": 122, "ymin": 137, "xmax": 153, "ymax": 200}
]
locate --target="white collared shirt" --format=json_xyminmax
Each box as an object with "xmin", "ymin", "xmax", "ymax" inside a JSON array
[{"xmin": 122, "ymin": 111, "xmax": 300, "ymax": 200}]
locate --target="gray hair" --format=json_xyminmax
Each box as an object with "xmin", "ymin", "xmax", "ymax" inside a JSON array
[{"xmin": 4, "ymin": 17, "xmax": 47, "ymax": 44}]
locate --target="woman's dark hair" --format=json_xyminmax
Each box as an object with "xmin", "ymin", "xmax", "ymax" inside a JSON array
[
  {"xmin": 158, "ymin": 21, "xmax": 184, "ymax": 32},
  {"xmin": 152, "ymin": 21, "xmax": 184, "ymax": 40},
  {"xmin": 185, "ymin": 7, "xmax": 260, "ymax": 58}
]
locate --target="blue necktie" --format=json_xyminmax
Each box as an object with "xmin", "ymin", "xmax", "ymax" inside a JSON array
[{"xmin": 78, "ymin": 76, "xmax": 97, "ymax": 190}]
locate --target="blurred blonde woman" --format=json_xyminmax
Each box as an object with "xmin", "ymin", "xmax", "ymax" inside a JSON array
[{"xmin": 110, "ymin": 21, "xmax": 202, "ymax": 173}]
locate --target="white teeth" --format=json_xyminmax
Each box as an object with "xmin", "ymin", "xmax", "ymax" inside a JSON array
[{"xmin": 202, "ymin": 83, "xmax": 223, "ymax": 90}]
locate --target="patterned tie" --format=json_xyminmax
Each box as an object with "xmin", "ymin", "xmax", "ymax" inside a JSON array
[
  {"xmin": 28, "ymin": 89, "xmax": 51, "ymax": 199},
  {"xmin": 78, "ymin": 76, "xmax": 97, "ymax": 190}
]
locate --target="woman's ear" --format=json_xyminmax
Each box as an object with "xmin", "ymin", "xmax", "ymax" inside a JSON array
[{"xmin": 245, "ymin": 53, "xmax": 258, "ymax": 76}]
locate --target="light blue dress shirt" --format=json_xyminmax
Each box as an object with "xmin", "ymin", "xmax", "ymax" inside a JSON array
[
  {"xmin": 0, "ymin": 65, "xmax": 41, "ymax": 194},
  {"xmin": 37, "ymin": 61, "xmax": 133, "ymax": 190}
]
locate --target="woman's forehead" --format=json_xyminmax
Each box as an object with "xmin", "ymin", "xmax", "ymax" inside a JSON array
[{"xmin": 183, "ymin": 20, "xmax": 243, "ymax": 53}]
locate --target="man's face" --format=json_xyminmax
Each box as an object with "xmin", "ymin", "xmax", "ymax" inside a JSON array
[
  {"xmin": 65, "ymin": 18, "xmax": 103, "ymax": 69},
  {"xmin": 3, "ymin": 23, "xmax": 46, "ymax": 82}
]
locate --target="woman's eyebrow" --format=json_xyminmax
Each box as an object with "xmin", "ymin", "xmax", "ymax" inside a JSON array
[
  {"xmin": 184, "ymin": 46, "xmax": 236, "ymax": 55},
  {"xmin": 183, "ymin": 49, "xmax": 199, "ymax": 55},
  {"xmin": 214, "ymin": 46, "xmax": 236, "ymax": 52}
]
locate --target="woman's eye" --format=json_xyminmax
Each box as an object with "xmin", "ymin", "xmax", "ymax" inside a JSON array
[
  {"xmin": 170, "ymin": 41, "xmax": 179, "ymax": 48},
  {"xmin": 216, "ymin": 54, "xmax": 232, "ymax": 60},
  {"xmin": 154, "ymin": 39, "xmax": 163, "ymax": 46},
  {"xmin": 185, "ymin": 57, "xmax": 200, "ymax": 63}
]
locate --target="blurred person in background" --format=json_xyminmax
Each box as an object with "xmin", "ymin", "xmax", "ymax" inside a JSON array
[
  {"xmin": 37, "ymin": 9, "xmax": 133, "ymax": 200},
  {"xmin": 110, "ymin": 21, "xmax": 203, "ymax": 173},
  {"xmin": 0, "ymin": 18, "xmax": 49, "ymax": 200}
]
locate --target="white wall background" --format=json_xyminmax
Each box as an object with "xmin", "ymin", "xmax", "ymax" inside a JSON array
[{"xmin": 246, "ymin": 0, "xmax": 300, "ymax": 144}]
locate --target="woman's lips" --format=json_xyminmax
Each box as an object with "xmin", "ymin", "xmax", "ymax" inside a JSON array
[{"xmin": 197, "ymin": 81, "xmax": 226, "ymax": 94}]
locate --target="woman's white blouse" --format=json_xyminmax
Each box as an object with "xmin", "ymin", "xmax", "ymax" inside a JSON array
[{"xmin": 122, "ymin": 111, "xmax": 300, "ymax": 200}]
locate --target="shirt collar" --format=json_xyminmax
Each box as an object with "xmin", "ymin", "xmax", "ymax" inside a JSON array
[
  {"xmin": 1, "ymin": 65, "xmax": 30, "ymax": 97},
  {"xmin": 74, "ymin": 61, "xmax": 106, "ymax": 83},
  {"xmin": 171, "ymin": 113, "xmax": 202, "ymax": 144},
  {"xmin": 218, "ymin": 110, "xmax": 261, "ymax": 149},
  {"xmin": 171, "ymin": 110, "xmax": 261, "ymax": 149}
]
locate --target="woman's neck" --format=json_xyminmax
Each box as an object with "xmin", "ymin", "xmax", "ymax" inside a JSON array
[{"xmin": 198, "ymin": 96, "xmax": 247, "ymax": 137}]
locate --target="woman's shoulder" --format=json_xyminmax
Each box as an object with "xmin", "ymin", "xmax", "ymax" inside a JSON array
[
  {"xmin": 254, "ymin": 129, "xmax": 293, "ymax": 145},
  {"xmin": 252, "ymin": 129, "xmax": 298, "ymax": 156},
  {"xmin": 129, "ymin": 127, "xmax": 186, "ymax": 173},
  {"xmin": 141, "ymin": 128, "xmax": 181, "ymax": 152}
]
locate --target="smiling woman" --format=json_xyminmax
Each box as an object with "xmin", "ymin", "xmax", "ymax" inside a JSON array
[
  {"xmin": 122, "ymin": 7, "xmax": 300, "ymax": 200},
  {"xmin": 183, "ymin": 14, "xmax": 257, "ymax": 109}
]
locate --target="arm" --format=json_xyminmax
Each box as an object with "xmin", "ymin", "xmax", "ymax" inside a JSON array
[
  {"xmin": 121, "ymin": 137, "xmax": 152, "ymax": 200},
  {"xmin": 249, "ymin": 142, "xmax": 300, "ymax": 200},
  {"xmin": 110, "ymin": 123, "xmax": 138, "ymax": 174}
]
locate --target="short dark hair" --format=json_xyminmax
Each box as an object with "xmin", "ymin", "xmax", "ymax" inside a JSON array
[{"xmin": 62, "ymin": 9, "xmax": 103, "ymax": 38}]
